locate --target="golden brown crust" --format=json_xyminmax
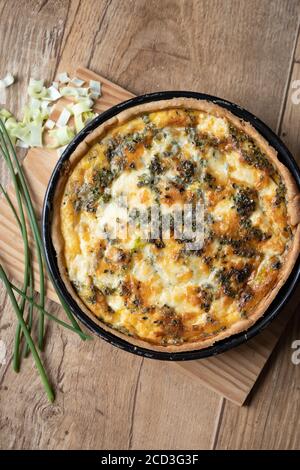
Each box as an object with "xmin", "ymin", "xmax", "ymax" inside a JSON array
[{"xmin": 51, "ymin": 98, "xmax": 300, "ymax": 353}]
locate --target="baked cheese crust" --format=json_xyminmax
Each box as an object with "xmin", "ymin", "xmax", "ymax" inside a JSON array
[{"xmin": 52, "ymin": 98, "xmax": 300, "ymax": 351}]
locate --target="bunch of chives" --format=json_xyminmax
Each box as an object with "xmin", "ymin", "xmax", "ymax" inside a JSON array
[{"xmin": 0, "ymin": 118, "xmax": 91, "ymax": 402}]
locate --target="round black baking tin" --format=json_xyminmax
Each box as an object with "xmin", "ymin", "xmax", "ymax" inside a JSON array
[{"xmin": 42, "ymin": 91, "xmax": 300, "ymax": 361}]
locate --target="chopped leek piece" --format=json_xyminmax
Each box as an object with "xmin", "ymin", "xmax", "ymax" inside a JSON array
[
  {"xmin": 90, "ymin": 92, "xmax": 100, "ymax": 100},
  {"xmin": 16, "ymin": 139, "xmax": 29, "ymax": 149},
  {"xmin": 48, "ymin": 126, "xmax": 74, "ymax": 148},
  {"xmin": 26, "ymin": 121, "xmax": 43, "ymax": 147},
  {"xmin": 56, "ymin": 108, "xmax": 71, "ymax": 127},
  {"xmin": 71, "ymin": 77, "xmax": 85, "ymax": 87},
  {"xmin": 1, "ymin": 73, "xmax": 101, "ymax": 150},
  {"xmin": 60, "ymin": 86, "xmax": 79, "ymax": 98},
  {"xmin": 29, "ymin": 97, "xmax": 41, "ymax": 110},
  {"xmin": 74, "ymin": 114, "xmax": 84, "ymax": 133},
  {"xmin": 57, "ymin": 72, "xmax": 70, "ymax": 84},
  {"xmin": 89, "ymin": 79, "xmax": 101, "ymax": 96},
  {"xmin": 45, "ymin": 119, "xmax": 55, "ymax": 130},
  {"xmin": 60, "ymin": 86, "xmax": 89, "ymax": 98},
  {"xmin": 76, "ymin": 87, "xmax": 89, "ymax": 97},
  {"xmin": 74, "ymin": 111, "xmax": 97, "ymax": 133},
  {"xmin": 28, "ymin": 78, "xmax": 47, "ymax": 99},
  {"xmin": 45, "ymin": 86, "xmax": 61, "ymax": 101},
  {"xmin": 0, "ymin": 73, "xmax": 15, "ymax": 88},
  {"xmin": 72, "ymin": 98, "xmax": 94, "ymax": 116}
]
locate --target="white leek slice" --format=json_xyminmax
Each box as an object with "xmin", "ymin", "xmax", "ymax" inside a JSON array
[
  {"xmin": 22, "ymin": 105, "xmax": 37, "ymax": 124},
  {"xmin": 56, "ymin": 108, "xmax": 71, "ymax": 127},
  {"xmin": 16, "ymin": 139, "xmax": 29, "ymax": 149},
  {"xmin": 0, "ymin": 73, "xmax": 15, "ymax": 88},
  {"xmin": 60, "ymin": 86, "xmax": 89, "ymax": 98},
  {"xmin": 57, "ymin": 72, "xmax": 70, "ymax": 84},
  {"xmin": 8, "ymin": 122, "xmax": 31, "ymax": 146},
  {"xmin": 71, "ymin": 77, "xmax": 85, "ymax": 87},
  {"xmin": 60, "ymin": 86, "xmax": 80, "ymax": 98},
  {"xmin": 71, "ymin": 98, "xmax": 94, "ymax": 116},
  {"xmin": 45, "ymin": 85, "xmax": 61, "ymax": 101},
  {"xmin": 29, "ymin": 97, "xmax": 41, "ymax": 110},
  {"xmin": 74, "ymin": 110, "xmax": 96, "ymax": 133},
  {"xmin": 4, "ymin": 116, "xmax": 19, "ymax": 131},
  {"xmin": 28, "ymin": 78, "xmax": 47, "ymax": 99},
  {"xmin": 45, "ymin": 119, "xmax": 55, "ymax": 130},
  {"xmin": 2, "ymin": 116, "xmax": 18, "ymax": 143},
  {"xmin": 48, "ymin": 126, "xmax": 74, "ymax": 148},
  {"xmin": 74, "ymin": 114, "xmax": 84, "ymax": 133},
  {"xmin": 90, "ymin": 92, "xmax": 100, "ymax": 100},
  {"xmin": 89, "ymin": 79, "xmax": 101, "ymax": 96},
  {"xmin": 83, "ymin": 110, "xmax": 97, "ymax": 124},
  {"xmin": 52, "ymin": 81, "xmax": 59, "ymax": 89},
  {"xmin": 76, "ymin": 87, "xmax": 89, "ymax": 97},
  {"xmin": 41, "ymin": 100, "xmax": 52, "ymax": 114},
  {"xmin": 26, "ymin": 121, "xmax": 43, "ymax": 147}
]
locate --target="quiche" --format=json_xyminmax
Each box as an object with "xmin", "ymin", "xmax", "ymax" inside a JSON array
[{"xmin": 52, "ymin": 98, "xmax": 300, "ymax": 352}]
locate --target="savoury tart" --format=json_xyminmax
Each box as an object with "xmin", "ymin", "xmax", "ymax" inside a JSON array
[{"xmin": 51, "ymin": 98, "xmax": 300, "ymax": 352}]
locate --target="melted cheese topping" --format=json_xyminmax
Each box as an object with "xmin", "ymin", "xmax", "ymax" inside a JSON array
[{"xmin": 60, "ymin": 108, "xmax": 293, "ymax": 346}]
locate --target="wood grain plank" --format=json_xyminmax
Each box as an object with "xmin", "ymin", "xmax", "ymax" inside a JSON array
[
  {"xmin": 0, "ymin": 298, "xmax": 147, "ymax": 449},
  {"xmin": 129, "ymin": 360, "xmax": 219, "ymax": 450},
  {"xmin": 215, "ymin": 306, "xmax": 300, "ymax": 449},
  {"xmin": 87, "ymin": 0, "xmax": 300, "ymax": 130},
  {"xmin": 295, "ymin": 27, "xmax": 300, "ymax": 62},
  {"xmin": 281, "ymin": 62, "xmax": 300, "ymax": 161},
  {"xmin": 0, "ymin": 0, "xmax": 70, "ymax": 185},
  {"xmin": 176, "ymin": 297, "xmax": 299, "ymax": 406},
  {"xmin": 57, "ymin": 0, "xmax": 114, "ymax": 74}
]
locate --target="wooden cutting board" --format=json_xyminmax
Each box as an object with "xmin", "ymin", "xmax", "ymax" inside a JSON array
[{"xmin": 0, "ymin": 66, "xmax": 298, "ymax": 406}]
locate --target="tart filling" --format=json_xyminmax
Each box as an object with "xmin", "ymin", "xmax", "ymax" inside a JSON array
[{"xmin": 52, "ymin": 99, "xmax": 300, "ymax": 351}]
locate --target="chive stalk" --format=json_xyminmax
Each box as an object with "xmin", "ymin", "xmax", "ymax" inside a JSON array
[
  {"xmin": 0, "ymin": 265, "xmax": 54, "ymax": 402},
  {"xmin": 9, "ymin": 282, "xmax": 91, "ymax": 339},
  {"xmin": 0, "ymin": 135, "xmax": 30, "ymax": 372},
  {"xmin": 17, "ymin": 177, "xmax": 45, "ymax": 350},
  {"xmin": 24, "ymin": 261, "xmax": 34, "ymax": 357}
]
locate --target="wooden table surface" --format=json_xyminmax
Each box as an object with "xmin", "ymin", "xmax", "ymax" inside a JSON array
[{"xmin": 0, "ymin": 0, "xmax": 300, "ymax": 450}]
